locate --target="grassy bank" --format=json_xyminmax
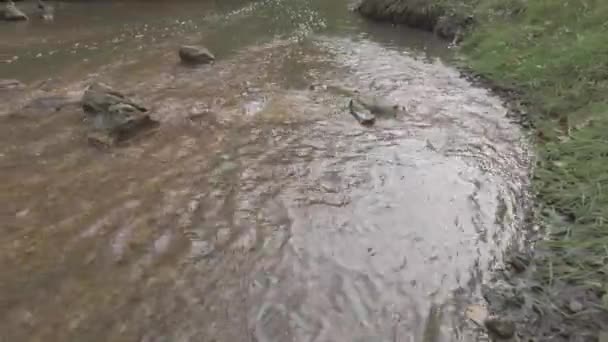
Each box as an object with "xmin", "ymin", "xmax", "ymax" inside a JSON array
[
  {"xmin": 457, "ymin": 0, "xmax": 608, "ymax": 336},
  {"xmin": 461, "ymin": 0, "xmax": 608, "ymax": 306},
  {"xmin": 358, "ymin": 0, "xmax": 608, "ymax": 338}
]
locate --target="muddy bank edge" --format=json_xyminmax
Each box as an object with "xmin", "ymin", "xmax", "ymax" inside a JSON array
[
  {"xmin": 356, "ymin": 0, "xmax": 474, "ymax": 41},
  {"xmin": 357, "ymin": 0, "xmax": 608, "ymax": 340}
]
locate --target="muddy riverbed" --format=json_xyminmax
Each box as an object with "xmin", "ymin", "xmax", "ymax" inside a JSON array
[{"xmin": 0, "ymin": 0, "xmax": 530, "ymax": 341}]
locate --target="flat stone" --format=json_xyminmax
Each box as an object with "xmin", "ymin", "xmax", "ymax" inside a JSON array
[
  {"xmin": 3, "ymin": 3, "xmax": 28, "ymax": 21},
  {"xmin": 81, "ymin": 82, "xmax": 157, "ymax": 143},
  {"xmin": 349, "ymin": 98, "xmax": 375, "ymax": 126},
  {"xmin": 179, "ymin": 45, "xmax": 215, "ymax": 65},
  {"xmin": 82, "ymin": 82, "xmax": 147, "ymax": 117},
  {"xmin": 568, "ymin": 299, "xmax": 584, "ymax": 313},
  {"xmin": 0, "ymin": 79, "xmax": 25, "ymax": 90},
  {"xmin": 356, "ymin": 94, "xmax": 401, "ymax": 118}
]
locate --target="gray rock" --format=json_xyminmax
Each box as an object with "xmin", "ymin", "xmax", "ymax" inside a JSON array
[
  {"xmin": 179, "ymin": 45, "xmax": 215, "ymax": 65},
  {"xmin": 3, "ymin": 1, "xmax": 28, "ymax": 21},
  {"xmin": 37, "ymin": 0, "xmax": 53, "ymax": 21},
  {"xmin": 484, "ymin": 318, "xmax": 516, "ymax": 339},
  {"xmin": 82, "ymin": 82, "xmax": 146, "ymax": 115},
  {"xmin": 568, "ymin": 299, "xmax": 584, "ymax": 313},
  {"xmin": 326, "ymin": 84, "xmax": 403, "ymax": 119},
  {"xmin": 355, "ymin": 94, "xmax": 402, "ymax": 118},
  {"xmin": 81, "ymin": 82, "xmax": 157, "ymax": 144},
  {"xmin": 349, "ymin": 98, "xmax": 375, "ymax": 126},
  {"xmin": 0, "ymin": 79, "xmax": 25, "ymax": 90}
]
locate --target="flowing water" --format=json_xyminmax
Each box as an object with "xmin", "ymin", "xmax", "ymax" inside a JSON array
[{"xmin": 0, "ymin": 1, "xmax": 530, "ymax": 341}]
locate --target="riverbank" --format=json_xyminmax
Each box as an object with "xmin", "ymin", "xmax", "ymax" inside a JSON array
[{"xmin": 357, "ymin": 0, "xmax": 608, "ymax": 340}]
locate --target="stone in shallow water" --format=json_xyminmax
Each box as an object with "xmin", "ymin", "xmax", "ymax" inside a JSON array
[
  {"xmin": 0, "ymin": 79, "xmax": 25, "ymax": 90},
  {"xmin": 3, "ymin": 2, "xmax": 28, "ymax": 21},
  {"xmin": 81, "ymin": 82, "xmax": 158, "ymax": 145},
  {"xmin": 355, "ymin": 94, "xmax": 401, "ymax": 118},
  {"xmin": 179, "ymin": 45, "xmax": 215, "ymax": 65},
  {"xmin": 349, "ymin": 98, "xmax": 375, "ymax": 126},
  {"xmin": 82, "ymin": 82, "xmax": 147, "ymax": 117}
]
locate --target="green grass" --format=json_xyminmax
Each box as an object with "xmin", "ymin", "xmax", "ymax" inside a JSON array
[{"xmin": 458, "ymin": 0, "xmax": 608, "ymax": 307}]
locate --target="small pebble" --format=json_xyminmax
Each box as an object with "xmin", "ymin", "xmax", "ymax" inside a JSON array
[
  {"xmin": 568, "ymin": 299, "xmax": 583, "ymax": 313},
  {"xmin": 15, "ymin": 209, "xmax": 29, "ymax": 218}
]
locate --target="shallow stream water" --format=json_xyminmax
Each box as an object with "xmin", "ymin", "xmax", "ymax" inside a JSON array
[{"xmin": 0, "ymin": 1, "xmax": 530, "ymax": 341}]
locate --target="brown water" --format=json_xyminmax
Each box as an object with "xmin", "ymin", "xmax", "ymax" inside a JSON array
[{"xmin": 0, "ymin": 1, "xmax": 530, "ymax": 341}]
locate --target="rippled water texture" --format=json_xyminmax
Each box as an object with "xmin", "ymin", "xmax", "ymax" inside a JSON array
[{"xmin": 0, "ymin": 0, "xmax": 530, "ymax": 341}]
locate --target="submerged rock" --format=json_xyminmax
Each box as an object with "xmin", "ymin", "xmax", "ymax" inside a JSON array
[
  {"xmin": 348, "ymin": 94, "xmax": 404, "ymax": 125},
  {"xmin": 0, "ymin": 79, "xmax": 25, "ymax": 90},
  {"xmin": 349, "ymin": 98, "xmax": 375, "ymax": 126},
  {"xmin": 81, "ymin": 82, "xmax": 158, "ymax": 145},
  {"xmin": 327, "ymin": 84, "xmax": 403, "ymax": 119},
  {"xmin": 82, "ymin": 82, "xmax": 146, "ymax": 117},
  {"xmin": 40, "ymin": 12, "xmax": 53, "ymax": 21},
  {"xmin": 37, "ymin": 0, "xmax": 53, "ymax": 21},
  {"xmin": 355, "ymin": 93, "xmax": 402, "ymax": 118},
  {"xmin": 3, "ymin": 1, "xmax": 28, "ymax": 21},
  {"xmin": 484, "ymin": 318, "xmax": 516, "ymax": 339},
  {"xmin": 179, "ymin": 45, "xmax": 215, "ymax": 65}
]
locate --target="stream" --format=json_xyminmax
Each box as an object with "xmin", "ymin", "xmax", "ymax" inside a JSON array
[{"xmin": 0, "ymin": 0, "xmax": 530, "ymax": 341}]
